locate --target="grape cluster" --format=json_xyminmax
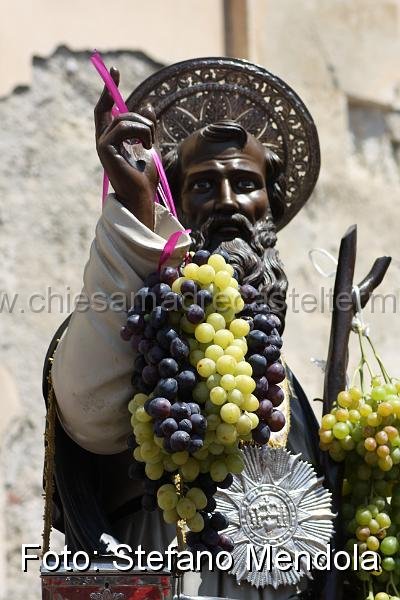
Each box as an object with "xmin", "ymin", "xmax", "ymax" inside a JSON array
[
  {"xmin": 122, "ymin": 250, "xmax": 286, "ymax": 553},
  {"xmin": 320, "ymin": 375, "xmax": 400, "ymax": 598}
]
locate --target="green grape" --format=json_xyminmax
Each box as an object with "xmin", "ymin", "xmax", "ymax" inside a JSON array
[
  {"xmin": 242, "ymin": 394, "xmax": 259, "ymax": 412},
  {"xmin": 141, "ymin": 441, "xmax": 161, "ymax": 461},
  {"xmin": 220, "ymin": 374, "xmax": 236, "ymax": 391},
  {"xmin": 247, "ymin": 412, "xmax": 259, "ymax": 429},
  {"xmin": 145, "ymin": 461, "xmax": 164, "ymax": 480},
  {"xmin": 337, "ymin": 391, "xmax": 353, "ymax": 408},
  {"xmin": 226, "ymin": 453, "xmax": 245, "ymax": 474},
  {"xmin": 176, "ymin": 497, "xmax": 197, "ymax": 520},
  {"xmin": 220, "ymin": 402, "xmax": 241, "ymax": 424},
  {"xmin": 197, "ymin": 358, "xmax": 216, "ymax": 378},
  {"xmin": 181, "ymin": 458, "xmax": 200, "ymax": 481},
  {"xmin": 163, "ymin": 456, "xmax": 178, "ymax": 472},
  {"xmin": 229, "ymin": 318, "xmax": 250, "ymax": 337},
  {"xmin": 190, "ymin": 350, "xmax": 205, "ymax": 367},
  {"xmin": 187, "ymin": 512, "xmax": 205, "ymax": 532},
  {"xmin": 228, "ymin": 389, "xmax": 244, "ymax": 407},
  {"xmin": 195, "ymin": 323, "xmax": 215, "ymax": 344},
  {"xmin": 356, "ymin": 508, "xmax": 372, "ymax": 526},
  {"xmin": 216, "ymin": 422, "xmax": 237, "ymax": 444},
  {"xmin": 367, "ymin": 504, "xmax": 379, "ymax": 518},
  {"xmin": 208, "ymin": 442, "xmax": 225, "ymax": 455},
  {"xmin": 376, "ymin": 513, "xmax": 391, "ymax": 529},
  {"xmin": 206, "ymin": 312, "xmax": 226, "ymax": 331},
  {"xmin": 135, "ymin": 406, "xmax": 153, "ymax": 423},
  {"xmin": 205, "ymin": 344, "xmax": 225, "ymax": 361},
  {"xmin": 217, "ymin": 355, "xmax": 237, "ymax": 375},
  {"xmin": 380, "ymin": 536, "xmax": 398, "ymax": 556},
  {"xmin": 321, "ymin": 414, "xmax": 336, "ymax": 430},
  {"xmin": 207, "ymin": 414, "xmax": 222, "ymax": 431},
  {"xmin": 235, "ymin": 375, "xmax": 256, "ymax": 395},
  {"xmin": 366, "ymin": 535, "xmax": 380, "ymax": 551},
  {"xmin": 235, "ymin": 361, "xmax": 252, "ymax": 376},
  {"xmin": 214, "ymin": 329, "xmax": 234, "ymax": 349},
  {"xmin": 172, "ymin": 451, "xmax": 189, "ymax": 466},
  {"xmin": 163, "ymin": 508, "xmax": 179, "ymax": 524},
  {"xmin": 197, "ymin": 264, "xmax": 215, "ymax": 285},
  {"xmin": 210, "ymin": 386, "xmax": 227, "ymax": 406},
  {"xmin": 224, "ymin": 345, "xmax": 244, "ymax": 361},
  {"xmin": 133, "ymin": 446, "xmax": 144, "ymax": 462},
  {"xmin": 193, "ymin": 382, "xmax": 209, "ymax": 403},
  {"xmin": 207, "ymin": 373, "xmax": 222, "ymax": 390},
  {"xmin": 205, "ymin": 399, "xmax": 221, "ymax": 415},
  {"xmin": 236, "ymin": 414, "xmax": 253, "ymax": 436},
  {"xmin": 181, "ymin": 315, "xmax": 197, "ymax": 333},
  {"xmin": 332, "ymin": 422, "xmax": 350, "ymax": 440},
  {"xmin": 349, "ymin": 410, "xmax": 361, "ymax": 423},
  {"xmin": 368, "ymin": 519, "xmax": 380, "ymax": 535},
  {"xmin": 183, "ymin": 263, "xmax": 199, "ymax": 280},
  {"xmin": 208, "ymin": 254, "xmax": 227, "ymax": 271},
  {"xmin": 214, "ymin": 270, "xmax": 232, "ymax": 289},
  {"xmin": 186, "ymin": 487, "xmax": 208, "ymax": 509},
  {"xmin": 210, "ymin": 459, "xmax": 229, "ymax": 482},
  {"xmin": 157, "ymin": 484, "xmax": 178, "ymax": 510},
  {"xmin": 231, "ymin": 338, "xmax": 248, "ymax": 353}
]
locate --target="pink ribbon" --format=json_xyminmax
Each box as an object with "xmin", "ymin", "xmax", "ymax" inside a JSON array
[
  {"xmin": 90, "ymin": 51, "xmax": 177, "ymax": 216},
  {"xmin": 158, "ymin": 229, "xmax": 191, "ymax": 271}
]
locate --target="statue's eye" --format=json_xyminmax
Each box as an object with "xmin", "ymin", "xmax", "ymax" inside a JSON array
[
  {"xmin": 235, "ymin": 178, "xmax": 257, "ymax": 192},
  {"xmin": 192, "ymin": 179, "xmax": 213, "ymax": 192}
]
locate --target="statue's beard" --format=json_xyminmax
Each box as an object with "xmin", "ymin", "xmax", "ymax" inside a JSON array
[{"xmin": 189, "ymin": 213, "xmax": 288, "ymax": 330}]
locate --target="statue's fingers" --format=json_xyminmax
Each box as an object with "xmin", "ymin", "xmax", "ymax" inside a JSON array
[
  {"xmin": 94, "ymin": 67, "xmax": 120, "ymax": 139},
  {"xmin": 102, "ymin": 120, "xmax": 153, "ymax": 150},
  {"xmin": 138, "ymin": 104, "xmax": 156, "ymax": 143}
]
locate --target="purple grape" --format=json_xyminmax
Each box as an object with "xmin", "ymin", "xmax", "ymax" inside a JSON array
[
  {"xmin": 159, "ymin": 266, "xmax": 179, "ymax": 286},
  {"xmin": 196, "ymin": 289, "xmax": 213, "ymax": 308},
  {"xmin": 155, "ymin": 378, "xmax": 178, "ymax": 400},
  {"xmin": 215, "ymin": 249, "xmax": 230, "ymax": 262},
  {"xmin": 170, "ymin": 337, "xmax": 190, "ymax": 361},
  {"xmin": 189, "ymin": 436, "xmax": 204, "ymax": 454},
  {"xmin": 147, "ymin": 345, "xmax": 166, "ymax": 365},
  {"xmin": 134, "ymin": 287, "xmax": 153, "ymax": 312},
  {"xmin": 162, "ymin": 291, "xmax": 182, "ymax": 312},
  {"xmin": 257, "ymin": 399, "xmax": 274, "ymax": 420},
  {"xmin": 219, "ymin": 533, "xmax": 234, "ymax": 552},
  {"xmin": 201, "ymin": 527, "xmax": 220, "ymax": 546},
  {"xmin": 247, "ymin": 330, "xmax": 268, "ymax": 353},
  {"xmin": 187, "ymin": 403, "xmax": 200, "ymax": 415},
  {"xmin": 152, "ymin": 283, "xmax": 171, "ymax": 303},
  {"xmin": 170, "ymin": 430, "xmax": 191, "ymax": 451},
  {"xmin": 159, "ymin": 358, "xmax": 179, "ymax": 378},
  {"xmin": 156, "ymin": 326, "xmax": 178, "ymax": 350},
  {"xmin": 143, "ymin": 324, "xmax": 156, "ymax": 340},
  {"xmin": 269, "ymin": 314, "xmax": 282, "ymax": 332},
  {"xmin": 134, "ymin": 354, "xmax": 146, "ymax": 372},
  {"xmin": 179, "ymin": 418, "xmax": 192, "ymax": 433},
  {"xmin": 153, "ymin": 419, "xmax": 164, "ymax": 437},
  {"xmin": 240, "ymin": 284, "xmax": 258, "ymax": 303},
  {"xmin": 269, "ymin": 410, "xmax": 286, "ymax": 432},
  {"xmin": 248, "ymin": 354, "xmax": 267, "ymax": 377},
  {"xmin": 120, "ymin": 325, "xmax": 133, "ymax": 341},
  {"xmin": 186, "ymin": 304, "xmax": 205, "ymax": 324},
  {"xmin": 160, "ymin": 418, "xmax": 178, "ymax": 437},
  {"xmin": 192, "ymin": 250, "xmax": 210, "ymax": 266},
  {"xmin": 142, "ymin": 365, "xmax": 159, "ymax": 387},
  {"xmin": 254, "ymin": 376, "xmax": 269, "ymax": 399},
  {"xmin": 181, "ymin": 279, "xmax": 198, "ymax": 296},
  {"xmin": 163, "ymin": 437, "xmax": 173, "ymax": 452},
  {"xmin": 191, "ymin": 413, "xmax": 207, "ymax": 434},
  {"xmin": 186, "ymin": 531, "xmax": 202, "ymax": 546},
  {"xmin": 142, "ymin": 494, "xmax": 157, "ymax": 512},
  {"xmin": 138, "ymin": 338, "xmax": 152, "ymax": 355},
  {"xmin": 264, "ymin": 345, "xmax": 281, "ymax": 363},
  {"xmin": 170, "ymin": 402, "xmax": 191, "ymax": 421},
  {"xmin": 266, "ymin": 362, "xmax": 285, "ymax": 384},
  {"xmin": 268, "ymin": 332, "xmax": 283, "ymax": 349},
  {"xmin": 130, "ymin": 334, "xmax": 142, "ymax": 351},
  {"xmin": 150, "ymin": 306, "xmax": 168, "ymax": 328},
  {"xmin": 127, "ymin": 313, "xmax": 145, "ymax": 334},
  {"xmin": 253, "ymin": 313, "xmax": 274, "ymax": 335},
  {"xmin": 266, "ymin": 384, "xmax": 284, "ymax": 407},
  {"xmin": 217, "ymin": 473, "xmax": 233, "ymax": 489},
  {"xmin": 206, "ymin": 497, "xmax": 217, "ymax": 512},
  {"xmin": 210, "ymin": 512, "xmax": 229, "ymax": 531},
  {"xmin": 252, "ymin": 424, "xmax": 271, "ymax": 444},
  {"xmin": 148, "ymin": 398, "xmax": 171, "ymax": 419},
  {"xmin": 144, "ymin": 272, "xmax": 160, "ymax": 287},
  {"xmin": 177, "ymin": 370, "xmax": 197, "ymax": 393}
]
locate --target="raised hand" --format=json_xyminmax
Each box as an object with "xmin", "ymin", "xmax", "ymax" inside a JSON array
[{"xmin": 94, "ymin": 67, "xmax": 158, "ymax": 230}]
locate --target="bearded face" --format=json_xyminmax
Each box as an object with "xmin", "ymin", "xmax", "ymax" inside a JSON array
[{"xmin": 163, "ymin": 122, "xmax": 288, "ymax": 330}]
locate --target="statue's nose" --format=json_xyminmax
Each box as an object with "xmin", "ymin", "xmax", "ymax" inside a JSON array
[{"xmin": 214, "ymin": 179, "xmax": 238, "ymax": 212}]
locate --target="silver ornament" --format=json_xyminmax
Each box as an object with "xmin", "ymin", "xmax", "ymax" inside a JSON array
[{"xmin": 215, "ymin": 446, "xmax": 335, "ymax": 589}]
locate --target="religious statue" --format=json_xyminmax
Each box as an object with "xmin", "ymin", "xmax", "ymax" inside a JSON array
[{"xmin": 42, "ymin": 57, "xmax": 391, "ymax": 600}]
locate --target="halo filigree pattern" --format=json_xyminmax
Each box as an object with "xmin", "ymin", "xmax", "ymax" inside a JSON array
[
  {"xmin": 127, "ymin": 58, "xmax": 320, "ymax": 230},
  {"xmin": 215, "ymin": 446, "xmax": 335, "ymax": 589}
]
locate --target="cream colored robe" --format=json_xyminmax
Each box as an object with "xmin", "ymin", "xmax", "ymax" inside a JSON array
[{"xmin": 52, "ymin": 195, "xmax": 305, "ymax": 599}]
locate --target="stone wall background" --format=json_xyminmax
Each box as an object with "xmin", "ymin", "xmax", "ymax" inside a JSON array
[{"xmin": 1, "ymin": 2, "xmax": 400, "ymax": 597}]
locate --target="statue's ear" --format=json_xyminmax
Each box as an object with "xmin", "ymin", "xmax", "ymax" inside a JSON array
[{"xmin": 265, "ymin": 149, "xmax": 285, "ymax": 224}]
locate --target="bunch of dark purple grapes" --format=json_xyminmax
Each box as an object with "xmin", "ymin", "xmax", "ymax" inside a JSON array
[{"xmin": 239, "ymin": 284, "xmax": 286, "ymax": 444}]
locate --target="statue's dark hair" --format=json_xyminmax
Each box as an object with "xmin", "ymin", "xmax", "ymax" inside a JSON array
[{"xmin": 163, "ymin": 121, "xmax": 288, "ymax": 328}]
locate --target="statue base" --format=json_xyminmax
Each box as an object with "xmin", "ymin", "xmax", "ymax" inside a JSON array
[{"xmin": 41, "ymin": 557, "xmax": 173, "ymax": 600}]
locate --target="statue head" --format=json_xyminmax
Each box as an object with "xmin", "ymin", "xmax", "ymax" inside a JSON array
[{"xmin": 164, "ymin": 121, "xmax": 289, "ymax": 328}]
